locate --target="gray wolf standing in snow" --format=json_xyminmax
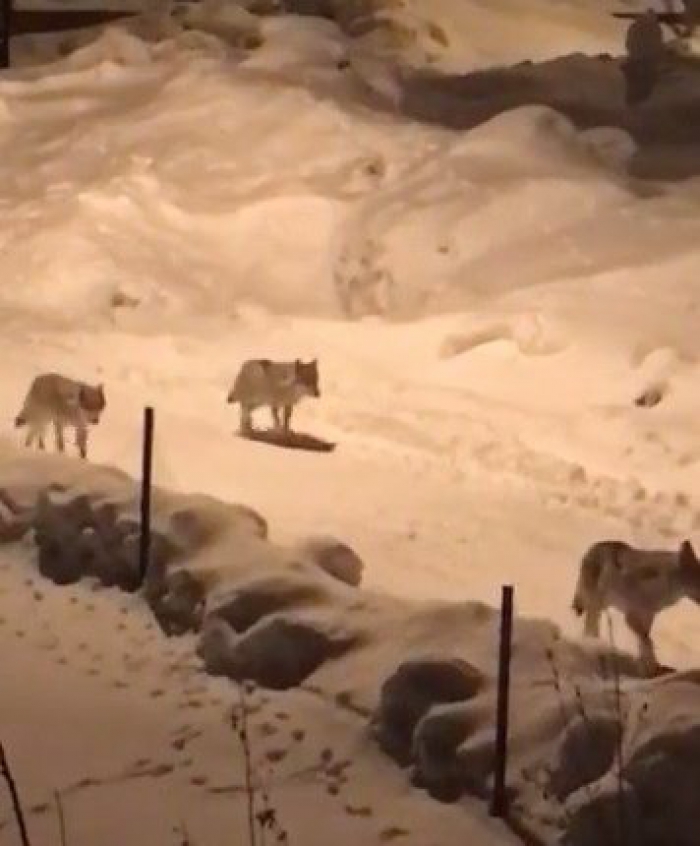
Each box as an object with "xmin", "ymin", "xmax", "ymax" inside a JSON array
[
  {"xmin": 572, "ymin": 538, "xmax": 700, "ymax": 675},
  {"xmin": 14, "ymin": 373, "xmax": 106, "ymax": 459},
  {"xmin": 227, "ymin": 358, "xmax": 320, "ymax": 435}
]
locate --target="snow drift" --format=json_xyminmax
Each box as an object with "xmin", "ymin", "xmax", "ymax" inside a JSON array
[
  {"xmin": 2, "ymin": 8, "xmax": 696, "ymax": 327},
  {"xmin": 2, "ymin": 444, "xmax": 700, "ymax": 845}
]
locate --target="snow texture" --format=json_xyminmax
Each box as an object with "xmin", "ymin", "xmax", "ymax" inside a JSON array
[{"xmin": 3, "ymin": 1, "xmax": 700, "ymax": 845}]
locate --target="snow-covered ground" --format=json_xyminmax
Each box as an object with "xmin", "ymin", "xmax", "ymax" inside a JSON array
[{"xmin": 2, "ymin": 2, "xmax": 700, "ymax": 844}]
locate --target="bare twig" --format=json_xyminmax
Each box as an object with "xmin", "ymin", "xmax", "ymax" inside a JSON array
[
  {"xmin": 604, "ymin": 612, "xmax": 628, "ymax": 846},
  {"xmin": 233, "ymin": 684, "xmax": 258, "ymax": 846},
  {"xmin": 231, "ymin": 683, "xmax": 289, "ymax": 846},
  {"xmin": 54, "ymin": 790, "xmax": 67, "ymax": 846},
  {"xmin": 176, "ymin": 820, "xmax": 191, "ymax": 845},
  {"xmin": 0, "ymin": 742, "xmax": 31, "ymax": 846}
]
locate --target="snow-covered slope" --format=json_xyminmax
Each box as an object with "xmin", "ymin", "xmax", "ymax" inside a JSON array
[
  {"xmin": 0, "ymin": 10, "xmax": 690, "ymax": 325},
  {"xmin": 3, "ymin": 2, "xmax": 700, "ymax": 844},
  {"xmin": 0, "ymin": 0, "xmax": 699, "ymax": 656}
]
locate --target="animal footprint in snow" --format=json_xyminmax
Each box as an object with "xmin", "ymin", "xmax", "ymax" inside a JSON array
[
  {"xmin": 379, "ymin": 826, "xmax": 410, "ymax": 841},
  {"xmin": 265, "ymin": 748, "xmax": 288, "ymax": 764},
  {"xmin": 171, "ymin": 728, "xmax": 203, "ymax": 751},
  {"xmin": 344, "ymin": 804, "xmax": 373, "ymax": 818},
  {"xmin": 326, "ymin": 760, "xmax": 351, "ymax": 780},
  {"xmin": 127, "ymin": 761, "xmax": 174, "ymax": 779},
  {"xmin": 190, "ymin": 775, "xmax": 208, "ymax": 787},
  {"xmin": 177, "ymin": 697, "xmax": 204, "ymax": 713},
  {"xmin": 148, "ymin": 763, "xmax": 175, "ymax": 779},
  {"xmin": 319, "ymin": 748, "xmax": 334, "ymax": 765},
  {"xmin": 257, "ymin": 722, "xmax": 279, "ymax": 738},
  {"xmin": 28, "ymin": 803, "xmax": 50, "ymax": 816}
]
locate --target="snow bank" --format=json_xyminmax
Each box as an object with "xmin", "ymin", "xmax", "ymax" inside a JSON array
[
  {"xmin": 3, "ymin": 445, "xmax": 700, "ymax": 844},
  {"xmin": 1, "ymin": 8, "xmax": 692, "ymax": 326}
]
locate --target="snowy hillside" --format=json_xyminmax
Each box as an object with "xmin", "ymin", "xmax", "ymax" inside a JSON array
[{"xmin": 2, "ymin": 1, "xmax": 700, "ymax": 844}]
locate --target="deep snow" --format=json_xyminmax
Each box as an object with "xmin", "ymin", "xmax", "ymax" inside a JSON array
[{"xmin": 3, "ymin": 1, "xmax": 700, "ymax": 844}]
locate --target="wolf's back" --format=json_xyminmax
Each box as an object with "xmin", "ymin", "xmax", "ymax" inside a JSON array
[
  {"xmin": 228, "ymin": 359, "xmax": 283, "ymax": 404},
  {"xmin": 228, "ymin": 360, "xmax": 260, "ymax": 403},
  {"xmin": 14, "ymin": 373, "xmax": 71, "ymax": 426}
]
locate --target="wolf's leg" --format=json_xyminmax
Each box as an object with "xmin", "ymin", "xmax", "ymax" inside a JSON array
[
  {"xmin": 76, "ymin": 425, "xmax": 88, "ymax": 459},
  {"xmin": 625, "ymin": 609, "xmax": 659, "ymax": 675},
  {"xmin": 37, "ymin": 425, "xmax": 46, "ymax": 451},
  {"xmin": 24, "ymin": 427, "xmax": 34, "ymax": 448},
  {"xmin": 240, "ymin": 405, "xmax": 253, "ymax": 436},
  {"xmin": 53, "ymin": 421, "xmax": 65, "ymax": 453},
  {"xmin": 271, "ymin": 405, "xmax": 282, "ymax": 431},
  {"xmin": 283, "ymin": 404, "xmax": 293, "ymax": 432},
  {"xmin": 583, "ymin": 606, "xmax": 602, "ymax": 638}
]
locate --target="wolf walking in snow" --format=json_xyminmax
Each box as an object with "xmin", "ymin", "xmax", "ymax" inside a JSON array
[
  {"xmin": 14, "ymin": 373, "xmax": 106, "ymax": 459},
  {"xmin": 572, "ymin": 538, "xmax": 700, "ymax": 674},
  {"xmin": 226, "ymin": 358, "xmax": 320, "ymax": 435}
]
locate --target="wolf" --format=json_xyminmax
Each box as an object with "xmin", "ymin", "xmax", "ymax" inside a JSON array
[
  {"xmin": 571, "ymin": 539, "xmax": 700, "ymax": 675},
  {"xmin": 226, "ymin": 358, "xmax": 320, "ymax": 435},
  {"xmin": 14, "ymin": 373, "xmax": 106, "ymax": 459}
]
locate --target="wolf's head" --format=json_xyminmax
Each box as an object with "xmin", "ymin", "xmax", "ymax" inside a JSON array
[
  {"xmin": 295, "ymin": 359, "xmax": 320, "ymax": 398},
  {"xmin": 79, "ymin": 383, "xmax": 106, "ymax": 425}
]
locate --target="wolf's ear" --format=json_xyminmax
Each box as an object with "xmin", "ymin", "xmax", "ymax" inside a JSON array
[{"xmin": 680, "ymin": 540, "xmax": 699, "ymax": 569}]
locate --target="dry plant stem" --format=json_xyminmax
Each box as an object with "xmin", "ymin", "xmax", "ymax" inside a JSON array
[
  {"xmin": 545, "ymin": 648, "xmax": 593, "ymax": 820},
  {"xmin": 54, "ymin": 790, "xmax": 67, "ymax": 846},
  {"xmin": 604, "ymin": 612, "xmax": 628, "ymax": 846},
  {"xmin": 177, "ymin": 820, "xmax": 191, "ymax": 845},
  {"xmin": 0, "ymin": 742, "xmax": 31, "ymax": 846},
  {"xmin": 236, "ymin": 685, "xmax": 258, "ymax": 846}
]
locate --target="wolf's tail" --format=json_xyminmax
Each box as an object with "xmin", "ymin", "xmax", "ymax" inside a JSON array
[
  {"xmin": 571, "ymin": 558, "xmax": 592, "ymax": 616},
  {"xmin": 571, "ymin": 542, "xmax": 615, "ymax": 616}
]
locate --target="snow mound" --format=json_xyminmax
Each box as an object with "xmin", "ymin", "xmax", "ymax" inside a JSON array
[
  {"xmin": 0, "ymin": 12, "xmax": 685, "ymax": 326},
  {"xmin": 3, "ymin": 445, "xmax": 700, "ymax": 844}
]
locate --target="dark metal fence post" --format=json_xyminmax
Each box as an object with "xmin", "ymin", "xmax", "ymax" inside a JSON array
[
  {"xmin": 490, "ymin": 584, "xmax": 514, "ymax": 818},
  {"xmin": 0, "ymin": 741, "xmax": 31, "ymax": 846},
  {"xmin": 138, "ymin": 407, "xmax": 154, "ymax": 587},
  {"xmin": 0, "ymin": 0, "xmax": 12, "ymax": 69}
]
